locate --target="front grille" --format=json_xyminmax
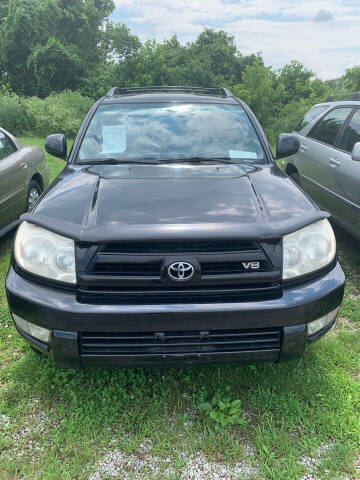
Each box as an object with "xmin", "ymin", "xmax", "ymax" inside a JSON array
[
  {"xmin": 80, "ymin": 328, "xmax": 282, "ymax": 356},
  {"xmin": 100, "ymin": 239, "xmax": 258, "ymax": 254},
  {"xmin": 91, "ymin": 260, "xmax": 267, "ymax": 277},
  {"xmin": 201, "ymin": 261, "xmax": 266, "ymax": 275},
  {"xmin": 77, "ymin": 283, "xmax": 282, "ymax": 304},
  {"xmin": 93, "ymin": 261, "xmax": 161, "ymax": 276},
  {"xmin": 77, "ymin": 239, "xmax": 282, "ymax": 304}
]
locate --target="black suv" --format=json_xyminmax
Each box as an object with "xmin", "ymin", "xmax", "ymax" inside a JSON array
[{"xmin": 6, "ymin": 86, "xmax": 345, "ymax": 368}]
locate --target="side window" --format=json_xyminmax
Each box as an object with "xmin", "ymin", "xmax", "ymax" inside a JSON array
[
  {"xmin": 338, "ymin": 109, "xmax": 360, "ymax": 153},
  {"xmin": 0, "ymin": 132, "xmax": 17, "ymax": 161},
  {"xmin": 308, "ymin": 108, "xmax": 353, "ymax": 146},
  {"xmin": 295, "ymin": 105, "xmax": 328, "ymax": 132}
]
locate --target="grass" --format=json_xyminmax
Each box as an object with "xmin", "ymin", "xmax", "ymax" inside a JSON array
[{"xmin": 0, "ymin": 138, "xmax": 359, "ymax": 479}]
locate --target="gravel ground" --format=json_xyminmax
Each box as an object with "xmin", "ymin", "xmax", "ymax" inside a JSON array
[
  {"xmin": 0, "ymin": 403, "xmax": 52, "ymax": 463},
  {"xmin": 299, "ymin": 443, "xmax": 350, "ymax": 480},
  {"xmin": 88, "ymin": 440, "xmax": 260, "ymax": 480}
]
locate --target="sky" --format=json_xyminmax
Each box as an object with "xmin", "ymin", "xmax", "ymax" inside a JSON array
[{"xmin": 110, "ymin": 0, "xmax": 360, "ymax": 80}]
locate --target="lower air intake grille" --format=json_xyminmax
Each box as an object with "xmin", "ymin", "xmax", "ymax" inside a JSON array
[{"xmin": 80, "ymin": 328, "xmax": 282, "ymax": 356}]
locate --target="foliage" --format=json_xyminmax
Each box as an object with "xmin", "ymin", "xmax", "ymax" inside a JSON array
[
  {"xmin": 27, "ymin": 38, "xmax": 84, "ymax": 97},
  {"xmin": 110, "ymin": 30, "xmax": 262, "ymax": 90},
  {"xmin": 199, "ymin": 391, "xmax": 247, "ymax": 431},
  {"xmin": 270, "ymin": 99, "xmax": 313, "ymax": 142},
  {"xmin": 0, "ymin": 0, "xmax": 114, "ymax": 97},
  {"xmin": 0, "ymin": 0, "xmax": 52, "ymax": 95},
  {"xmin": 230, "ymin": 61, "xmax": 331, "ymax": 143},
  {"xmin": 186, "ymin": 29, "xmax": 251, "ymax": 86},
  {"xmin": 109, "ymin": 22, "xmax": 142, "ymax": 61},
  {"xmin": 0, "ymin": 1, "xmax": 265, "ymax": 98},
  {"xmin": 0, "ymin": 76, "xmax": 12, "ymax": 95},
  {"xmin": 233, "ymin": 64, "xmax": 285, "ymax": 141},
  {"xmin": 277, "ymin": 60, "xmax": 314, "ymax": 103},
  {"xmin": 0, "ymin": 0, "xmax": 10, "ymax": 25},
  {"xmin": 311, "ymin": 78, "xmax": 331, "ymax": 99},
  {"xmin": 0, "ymin": 94, "xmax": 27, "ymax": 134},
  {"xmin": 0, "ymin": 91, "xmax": 93, "ymax": 137},
  {"xmin": 25, "ymin": 91, "xmax": 93, "ymax": 137},
  {"xmin": 344, "ymin": 66, "xmax": 360, "ymax": 91},
  {"xmin": 0, "ymin": 1, "xmax": 352, "ymax": 140}
]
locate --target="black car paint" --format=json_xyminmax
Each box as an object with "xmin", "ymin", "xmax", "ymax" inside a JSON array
[
  {"xmin": 6, "ymin": 262, "xmax": 345, "ymax": 367},
  {"xmin": 45, "ymin": 134, "xmax": 67, "ymax": 160},
  {"xmin": 6, "ymin": 91, "xmax": 345, "ymax": 368},
  {"xmin": 21, "ymin": 163, "xmax": 329, "ymax": 242}
]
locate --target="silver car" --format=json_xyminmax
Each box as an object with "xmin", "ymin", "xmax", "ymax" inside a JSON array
[
  {"xmin": 0, "ymin": 128, "xmax": 50, "ymax": 237},
  {"xmin": 281, "ymin": 100, "xmax": 360, "ymax": 239}
]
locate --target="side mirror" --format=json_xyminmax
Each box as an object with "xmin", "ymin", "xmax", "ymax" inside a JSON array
[
  {"xmin": 351, "ymin": 142, "xmax": 360, "ymax": 162},
  {"xmin": 45, "ymin": 134, "xmax": 67, "ymax": 161},
  {"xmin": 276, "ymin": 133, "xmax": 300, "ymax": 160}
]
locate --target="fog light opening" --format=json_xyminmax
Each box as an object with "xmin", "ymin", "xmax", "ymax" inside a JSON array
[
  {"xmin": 307, "ymin": 307, "xmax": 340, "ymax": 337},
  {"xmin": 12, "ymin": 313, "xmax": 51, "ymax": 344}
]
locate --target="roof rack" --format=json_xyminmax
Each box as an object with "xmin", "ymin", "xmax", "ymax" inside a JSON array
[
  {"xmin": 325, "ymin": 91, "xmax": 360, "ymax": 102},
  {"xmin": 106, "ymin": 86, "xmax": 234, "ymax": 98}
]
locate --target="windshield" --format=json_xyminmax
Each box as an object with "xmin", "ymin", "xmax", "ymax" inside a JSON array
[
  {"xmin": 77, "ymin": 103, "xmax": 266, "ymax": 164},
  {"xmin": 295, "ymin": 105, "xmax": 328, "ymax": 132}
]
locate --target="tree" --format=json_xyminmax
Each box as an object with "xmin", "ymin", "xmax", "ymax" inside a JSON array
[
  {"xmin": 0, "ymin": 0, "xmax": 10, "ymax": 25},
  {"xmin": 155, "ymin": 37, "xmax": 190, "ymax": 85},
  {"xmin": 278, "ymin": 60, "xmax": 314, "ymax": 102},
  {"xmin": 110, "ymin": 29, "xmax": 265, "ymax": 90},
  {"xmin": 188, "ymin": 29, "xmax": 238, "ymax": 83},
  {"xmin": 56, "ymin": 0, "xmax": 114, "ymax": 63},
  {"xmin": 0, "ymin": 0, "xmax": 115, "ymax": 96},
  {"xmin": 344, "ymin": 66, "xmax": 360, "ymax": 91},
  {"xmin": 0, "ymin": 0, "xmax": 53, "ymax": 95},
  {"xmin": 109, "ymin": 22, "xmax": 141, "ymax": 61},
  {"xmin": 27, "ymin": 38, "xmax": 84, "ymax": 97},
  {"xmin": 233, "ymin": 64, "xmax": 285, "ymax": 131},
  {"xmin": 183, "ymin": 29, "xmax": 260, "ymax": 86},
  {"xmin": 310, "ymin": 78, "xmax": 330, "ymax": 100}
]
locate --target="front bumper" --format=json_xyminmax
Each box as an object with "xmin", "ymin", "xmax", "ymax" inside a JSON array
[{"xmin": 6, "ymin": 263, "xmax": 345, "ymax": 368}]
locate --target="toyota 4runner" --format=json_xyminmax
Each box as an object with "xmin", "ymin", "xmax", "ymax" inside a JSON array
[{"xmin": 6, "ymin": 86, "xmax": 345, "ymax": 368}]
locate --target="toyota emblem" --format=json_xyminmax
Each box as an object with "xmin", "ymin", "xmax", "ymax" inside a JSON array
[{"xmin": 168, "ymin": 262, "xmax": 195, "ymax": 281}]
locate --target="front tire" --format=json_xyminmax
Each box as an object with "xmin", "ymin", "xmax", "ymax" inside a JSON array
[{"xmin": 27, "ymin": 180, "xmax": 42, "ymax": 211}]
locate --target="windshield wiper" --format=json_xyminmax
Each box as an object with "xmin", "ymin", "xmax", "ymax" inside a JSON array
[
  {"xmin": 78, "ymin": 158, "xmax": 160, "ymax": 165},
  {"xmin": 78, "ymin": 156, "xmax": 247, "ymax": 165},
  {"xmin": 156, "ymin": 157, "xmax": 237, "ymax": 164}
]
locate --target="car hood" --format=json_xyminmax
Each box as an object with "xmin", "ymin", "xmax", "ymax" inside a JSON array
[{"xmin": 22, "ymin": 163, "xmax": 328, "ymax": 242}]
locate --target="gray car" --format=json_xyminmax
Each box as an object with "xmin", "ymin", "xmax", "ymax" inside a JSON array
[
  {"xmin": 0, "ymin": 128, "xmax": 50, "ymax": 237},
  {"xmin": 281, "ymin": 100, "xmax": 360, "ymax": 239}
]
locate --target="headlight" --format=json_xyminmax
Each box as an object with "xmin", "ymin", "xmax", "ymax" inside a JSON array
[
  {"xmin": 14, "ymin": 222, "xmax": 76, "ymax": 284},
  {"xmin": 283, "ymin": 219, "xmax": 336, "ymax": 280}
]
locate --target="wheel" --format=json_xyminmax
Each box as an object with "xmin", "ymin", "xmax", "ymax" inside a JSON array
[
  {"xmin": 289, "ymin": 171, "xmax": 301, "ymax": 187},
  {"xmin": 27, "ymin": 180, "xmax": 42, "ymax": 211}
]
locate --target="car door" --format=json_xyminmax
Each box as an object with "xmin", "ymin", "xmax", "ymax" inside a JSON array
[
  {"xmin": 0, "ymin": 131, "xmax": 28, "ymax": 229},
  {"xmin": 297, "ymin": 107, "xmax": 354, "ymax": 213},
  {"xmin": 325, "ymin": 108, "xmax": 360, "ymax": 235}
]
